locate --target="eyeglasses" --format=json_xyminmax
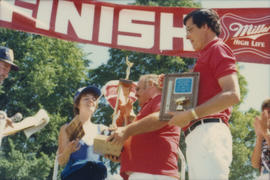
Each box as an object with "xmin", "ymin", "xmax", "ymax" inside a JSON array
[{"xmin": 186, "ymin": 25, "xmax": 196, "ymax": 34}]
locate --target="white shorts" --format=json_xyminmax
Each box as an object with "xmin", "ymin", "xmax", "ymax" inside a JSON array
[
  {"xmin": 185, "ymin": 122, "xmax": 232, "ymax": 180},
  {"xmin": 129, "ymin": 172, "xmax": 178, "ymax": 180},
  {"xmin": 256, "ymin": 173, "xmax": 270, "ymax": 180}
]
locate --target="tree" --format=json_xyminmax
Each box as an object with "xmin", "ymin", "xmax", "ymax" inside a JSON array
[
  {"xmin": 0, "ymin": 28, "xmax": 91, "ymax": 179},
  {"xmin": 229, "ymin": 107, "xmax": 259, "ymax": 180}
]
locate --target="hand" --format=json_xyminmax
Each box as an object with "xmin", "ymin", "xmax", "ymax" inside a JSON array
[
  {"xmin": 168, "ymin": 110, "xmax": 193, "ymax": 128},
  {"xmin": 109, "ymin": 124, "xmax": 117, "ymax": 130},
  {"xmin": 254, "ymin": 116, "xmax": 263, "ymax": 137},
  {"xmin": 104, "ymin": 154, "xmax": 120, "ymax": 163},
  {"xmin": 5, "ymin": 118, "xmax": 14, "ymax": 128},
  {"xmin": 107, "ymin": 127, "xmax": 128, "ymax": 145},
  {"xmin": 260, "ymin": 110, "xmax": 270, "ymax": 137},
  {"xmin": 158, "ymin": 74, "xmax": 165, "ymax": 88},
  {"xmin": 254, "ymin": 110, "xmax": 269, "ymax": 137}
]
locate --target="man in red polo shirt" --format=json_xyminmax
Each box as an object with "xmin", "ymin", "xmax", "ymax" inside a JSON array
[
  {"xmin": 108, "ymin": 74, "xmax": 180, "ymax": 180},
  {"xmin": 168, "ymin": 9, "xmax": 240, "ymax": 179}
]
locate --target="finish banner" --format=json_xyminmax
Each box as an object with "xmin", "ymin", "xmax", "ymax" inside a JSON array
[{"xmin": 0, "ymin": 0, "xmax": 269, "ymax": 64}]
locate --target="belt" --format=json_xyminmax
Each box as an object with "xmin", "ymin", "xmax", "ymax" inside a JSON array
[{"xmin": 184, "ymin": 118, "xmax": 223, "ymax": 137}]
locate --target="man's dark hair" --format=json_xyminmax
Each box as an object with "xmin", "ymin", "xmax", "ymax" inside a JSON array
[{"xmin": 183, "ymin": 8, "xmax": 221, "ymax": 36}]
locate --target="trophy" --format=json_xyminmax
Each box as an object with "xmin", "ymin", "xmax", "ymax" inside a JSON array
[
  {"xmin": 159, "ymin": 72, "xmax": 200, "ymax": 121},
  {"xmin": 93, "ymin": 57, "xmax": 137, "ymax": 157}
]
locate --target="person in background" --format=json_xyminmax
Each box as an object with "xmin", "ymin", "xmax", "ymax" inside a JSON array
[
  {"xmin": 0, "ymin": 46, "xmax": 19, "ymax": 85},
  {"xmin": 251, "ymin": 98, "xmax": 270, "ymax": 179},
  {"xmin": 107, "ymin": 74, "xmax": 180, "ymax": 180},
  {"xmin": 57, "ymin": 85, "xmax": 107, "ymax": 180},
  {"xmin": 167, "ymin": 8, "xmax": 240, "ymax": 179},
  {"xmin": 0, "ymin": 46, "xmax": 19, "ymax": 127}
]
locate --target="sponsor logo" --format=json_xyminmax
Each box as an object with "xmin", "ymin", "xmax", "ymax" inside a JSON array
[{"xmin": 220, "ymin": 13, "xmax": 270, "ymax": 59}]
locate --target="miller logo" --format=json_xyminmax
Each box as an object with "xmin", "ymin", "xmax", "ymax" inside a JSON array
[{"xmin": 220, "ymin": 13, "xmax": 270, "ymax": 60}]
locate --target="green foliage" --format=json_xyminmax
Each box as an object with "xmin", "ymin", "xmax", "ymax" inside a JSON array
[
  {"xmin": 0, "ymin": 139, "xmax": 52, "ymax": 180},
  {"xmin": 0, "ymin": 28, "xmax": 90, "ymax": 179},
  {"xmin": 135, "ymin": 0, "xmax": 200, "ymax": 7},
  {"xmin": 229, "ymin": 108, "xmax": 260, "ymax": 180}
]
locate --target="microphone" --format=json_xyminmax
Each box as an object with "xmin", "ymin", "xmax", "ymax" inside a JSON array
[{"xmin": 10, "ymin": 113, "xmax": 23, "ymax": 122}]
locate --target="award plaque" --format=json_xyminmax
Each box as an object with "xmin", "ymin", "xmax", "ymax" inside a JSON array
[
  {"xmin": 159, "ymin": 72, "xmax": 200, "ymax": 121},
  {"xmin": 65, "ymin": 116, "xmax": 85, "ymax": 141}
]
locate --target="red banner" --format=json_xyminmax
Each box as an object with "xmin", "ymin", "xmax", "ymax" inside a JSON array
[{"xmin": 0, "ymin": 0, "xmax": 269, "ymax": 64}]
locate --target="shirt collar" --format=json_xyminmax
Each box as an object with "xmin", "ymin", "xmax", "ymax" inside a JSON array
[
  {"xmin": 141, "ymin": 94, "xmax": 161, "ymax": 108},
  {"xmin": 199, "ymin": 38, "xmax": 220, "ymax": 56}
]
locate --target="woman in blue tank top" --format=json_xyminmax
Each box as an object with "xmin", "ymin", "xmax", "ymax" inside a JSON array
[{"xmin": 57, "ymin": 85, "xmax": 108, "ymax": 180}]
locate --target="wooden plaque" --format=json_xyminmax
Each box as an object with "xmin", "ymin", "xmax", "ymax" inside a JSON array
[
  {"xmin": 65, "ymin": 116, "xmax": 85, "ymax": 141},
  {"xmin": 93, "ymin": 134, "xmax": 122, "ymax": 157},
  {"xmin": 159, "ymin": 72, "xmax": 200, "ymax": 121}
]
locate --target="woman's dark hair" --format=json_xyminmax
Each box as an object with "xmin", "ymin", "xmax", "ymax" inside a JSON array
[{"xmin": 183, "ymin": 8, "xmax": 221, "ymax": 36}]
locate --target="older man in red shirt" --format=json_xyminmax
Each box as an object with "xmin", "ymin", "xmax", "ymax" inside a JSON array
[{"xmin": 108, "ymin": 74, "xmax": 180, "ymax": 180}]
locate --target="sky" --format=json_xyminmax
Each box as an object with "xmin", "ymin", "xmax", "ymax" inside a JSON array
[{"xmin": 83, "ymin": 0, "xmax": 270, "ymax": 112}]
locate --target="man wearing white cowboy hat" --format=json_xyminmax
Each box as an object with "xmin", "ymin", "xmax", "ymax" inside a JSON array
[{"xmin": 0, "ymin": 46, "xmax": 19, "ymax": 85}]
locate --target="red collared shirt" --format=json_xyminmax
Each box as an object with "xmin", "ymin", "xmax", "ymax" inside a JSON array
[
  {"xmin": 120, "ymin": 95, "xmax": 180, "ymax": 180},
  {"xmin": 183, "ymin": 38, "xmax": 237, "ymax": 131}
]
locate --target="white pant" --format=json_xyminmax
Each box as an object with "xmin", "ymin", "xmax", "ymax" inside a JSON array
[
  {"xmin": 257, "ymin": 174, "xmax": 270, "ymax": 180},
  {"xmin": 257, "ymin": 167, "xmax": 270, "ymax": 180},
  {"xmin": 129, "ymin": 172, "xmax": 178, "ymax": 180},
  {"xmin": 185, "ymin": 122, "xmax": 232, "ymax": 180}
]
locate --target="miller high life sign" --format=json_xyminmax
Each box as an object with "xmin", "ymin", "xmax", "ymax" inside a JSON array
[
  {"xmin": 220, "ymin": 13, "xmax": 270, "ymax": 64},
  {"xmin": 0, "ymin": 0, "xmax": 269, "ymax": 64}
]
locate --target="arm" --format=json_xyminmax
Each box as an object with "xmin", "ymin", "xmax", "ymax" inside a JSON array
[
  {"xmin": 57, "ymin": 124, "xmax": 80, "ymax": 167},
  {"xmin": 261, "ymin": 110, "xmax": 270, "ymax": 146},
  {"xmin": 125, "ymin": 112, "xmax": 167, "ymax": 136},
  {"xmin": 194, "ymin": 73, "xmax": 240, "ymax": 119},
  {"xmin": 251, "ymin": 116, "xmax": 264, "ymax": 169},
  {"xmin": 169, "ymin": 73, "xmax": 240, "ymax": 127},
  {"xmin": 251, "ymin": 135, "xmax": 263, "ymax": 169},
  {"xmin": 108, "ymin": 111, "xmax": 168, "ymax": 145}
]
